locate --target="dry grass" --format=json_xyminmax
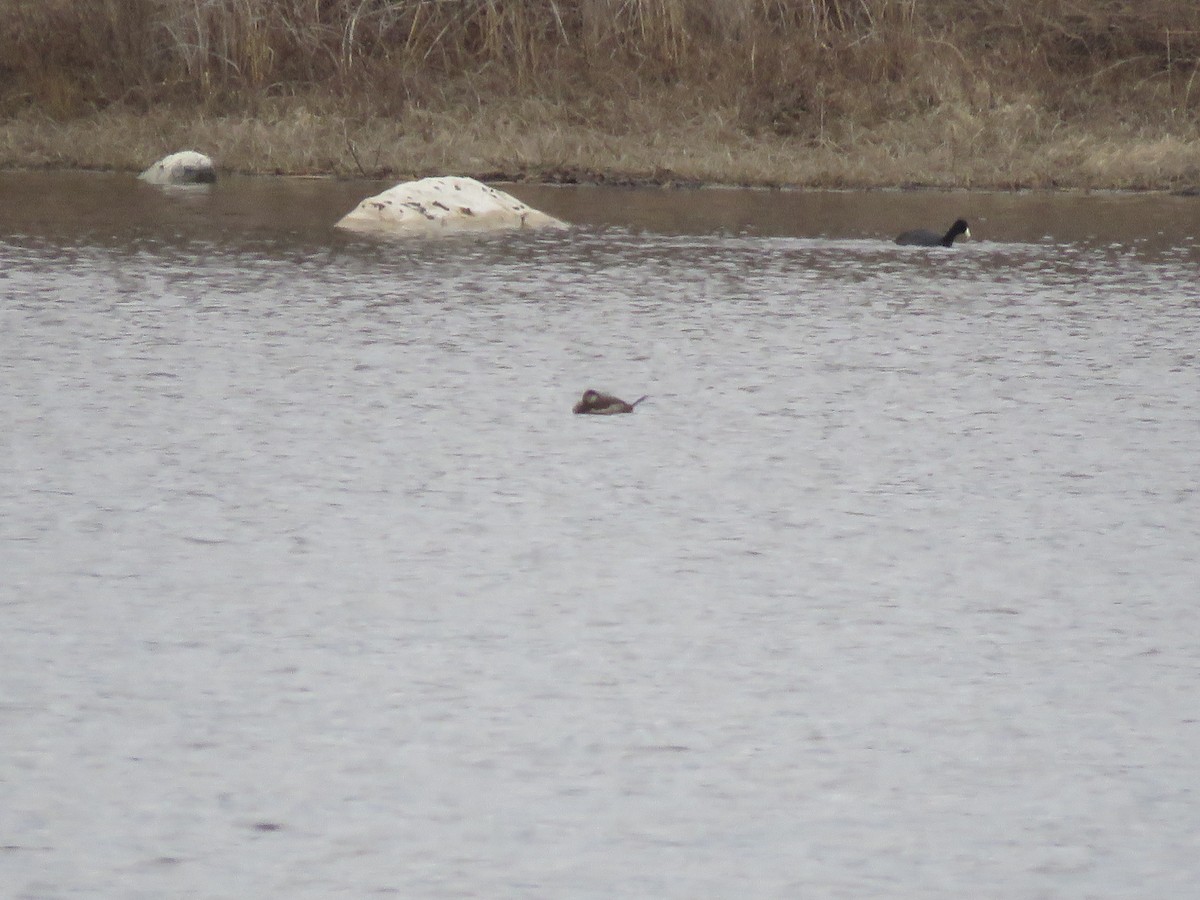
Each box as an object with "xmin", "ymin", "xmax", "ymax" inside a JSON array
[{"xmin": 1, "ymin": 0, "xmax": 1199, "ymax": 188}]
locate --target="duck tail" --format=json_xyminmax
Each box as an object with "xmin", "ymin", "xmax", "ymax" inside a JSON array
[{"xmin": 630, "ymin": 395, "xmax": 648, "ymax": 408}]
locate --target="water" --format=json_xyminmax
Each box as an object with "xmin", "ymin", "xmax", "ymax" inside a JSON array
[{"xmin": 3, "ymin": 172, "xmax": 1199, "ymax": 898}]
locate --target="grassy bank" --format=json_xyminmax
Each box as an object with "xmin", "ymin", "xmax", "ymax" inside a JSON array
[{"xmin": 2, "ymin": 0, "xmax": 1199, "ymax": 189}]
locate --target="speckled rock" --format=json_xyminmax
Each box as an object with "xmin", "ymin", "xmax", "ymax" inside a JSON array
[
  {"xmin": 335, "ymin": 176, "xmax": 567, "ymax": 235},
  {"xmin": 138, "ymin": 151, "xmax": 217, "ymax": 185}
]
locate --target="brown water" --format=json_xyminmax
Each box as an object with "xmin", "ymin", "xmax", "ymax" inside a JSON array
[
  {"xmin": 3, "ymin": 171, "xmax": 1199, "ymax": 898},
  {"xmin": 5, "ymin": 170, "xmax": 1200, "ymax": 249}
]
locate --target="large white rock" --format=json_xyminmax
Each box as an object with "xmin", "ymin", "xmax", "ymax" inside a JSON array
[
  {"xmin": 335, "ymin": 176, "xmax": 567, "ymax": 235},
  {"xmin": 139, "ymin": 151, "xmax": 217, "ymax": 185}
]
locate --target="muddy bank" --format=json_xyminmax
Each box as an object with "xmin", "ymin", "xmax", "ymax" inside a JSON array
[
  {"xmin": 2, "ymin": 101, "xmax": 1199, "ymax": 192},
  {"xmin": 3, "ymin": 2, "xmax": 1199, "ymax": 191}
]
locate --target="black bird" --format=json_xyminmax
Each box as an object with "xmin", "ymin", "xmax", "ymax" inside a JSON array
[
  {"xmin": 573, "ymin": 389, "xmax": 647, "ymax": 415},
  {"xmin": 895, "ymin": 218, "xmax": 971, "ymax": 247}
]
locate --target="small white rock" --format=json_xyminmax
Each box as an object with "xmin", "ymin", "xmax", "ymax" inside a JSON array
[
  {"xmin": 139, "ymin": 151, "xmax": 217, "ymax": 185},
  {"xmin": 335, "ymin": 176, "xmax": 567, "ymax": 235}
]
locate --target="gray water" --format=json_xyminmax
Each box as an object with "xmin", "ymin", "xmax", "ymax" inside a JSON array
[{"xmin": 3, "ymin": 172, "xmax": 1199, "ymax": 898}]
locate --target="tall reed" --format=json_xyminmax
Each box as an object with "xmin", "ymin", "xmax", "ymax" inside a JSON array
[{"xmin": 2, "ymin": 0, "xmax": 1198, "ymax": 123}]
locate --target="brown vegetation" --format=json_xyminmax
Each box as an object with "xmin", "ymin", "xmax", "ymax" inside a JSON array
[{"xmin": 1, "ymin": 0, "xmax": 1199, "ymax": 188}]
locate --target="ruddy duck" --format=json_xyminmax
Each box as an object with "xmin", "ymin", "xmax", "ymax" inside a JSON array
[{"xmin": 573, "ymin": 389, "xmax": 647, "ymax": 415}]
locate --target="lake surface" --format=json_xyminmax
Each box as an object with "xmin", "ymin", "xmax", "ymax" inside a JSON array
[{"xmin": 2, "ymin": 172, "xmax": 1199, "ymax": 898}]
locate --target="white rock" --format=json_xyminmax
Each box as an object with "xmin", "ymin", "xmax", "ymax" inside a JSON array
[
  {"xmin": 335, "ymin": 176, "xmax": 567, "ymax": 235},
  {"xmin": 139, "ymin": 151, "xmax": 217, "ymax": 185}
]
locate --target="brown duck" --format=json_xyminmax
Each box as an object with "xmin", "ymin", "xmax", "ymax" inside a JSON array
[{"xmin": 573, "ymin": 389, "xmax": 648, "ymax": 415}]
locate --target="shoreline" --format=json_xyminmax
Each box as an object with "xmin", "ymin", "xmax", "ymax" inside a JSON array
[
  {"xmin": 3, "ymin": 104, "xmax": 1199, "ymax": 196},
  {"xmin": 5, "ymin": 161, "xmax": 1198, "ymax": 198}
]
